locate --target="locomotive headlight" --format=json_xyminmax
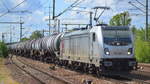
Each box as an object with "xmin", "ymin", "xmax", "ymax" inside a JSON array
[
  {"xmin": 106, "ymin": 51, "xmax": 110, "ymax": 55},
  {"xmin": 128, "ymin": 48, "xmax": 133, "ymax": 55},
  {"xmin": 104, "ymin": 48, "xmax": 110, "ymax": 55},
  {"xmin": 128, "ymin": 52, "xmax": 131, "ymax": 55}
]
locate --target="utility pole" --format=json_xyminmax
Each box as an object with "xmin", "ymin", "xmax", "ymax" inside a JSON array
[
  {"xmin": 58, "ymin": 19, "xmax": 60, "ymax": 33},
  {"xmin": 146, "ymin": 0, "xmax": 148, "ymax": 40},
  {"xmin": 65, "ymin": 24, "xmax": 68, "ymax": 32},
  {"xmin": 53, "ymin": 0, "xmax": 55, "ymax": 20},
  {"xmin": 0, "ymin": 21, "xmax": 24, "ymax": 42},
  {"xmin": 49, "ymin": 5, "xmax": 51, "ymax": 35},
  {"xmin": 89, "ymin": 12, "xmax": 93, "ymax": 28},
  {"xmin": 43, "ymin": 29, "xmax": 44, "ymax": 37},
  {"xmin": 20, "ymin": 17, "xmax": 24, "ymax": 41},
  {"xmin": 2, "ymin": 33, "xmax": 5, "ymax": 42},
  {"xmin": 10, "ymin": 26, "xmax": 12, "ymax": 43}
]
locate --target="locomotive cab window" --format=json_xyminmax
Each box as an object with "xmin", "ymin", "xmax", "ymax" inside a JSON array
[
  {"xmin": 102, "ymin": 28, "xmax": 132, "ymax": 46},
  {"xmin": 93, "ymin": 33, "xmax": 96, "ymax": 42}
]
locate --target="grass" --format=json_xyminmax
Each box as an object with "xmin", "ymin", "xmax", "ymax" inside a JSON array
[{"xmin": 0, "ymin": 58, "xmax": 19, "ymax": 84}]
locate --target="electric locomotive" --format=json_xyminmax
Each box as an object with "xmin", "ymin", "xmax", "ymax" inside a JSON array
[{"xmin": 60, "ymin": 25, "xmax": 137, "ymax": 72}]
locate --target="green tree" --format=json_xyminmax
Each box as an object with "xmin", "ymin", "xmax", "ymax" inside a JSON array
[
  {"xmin": 109, "ymin": 11, "xmax": 131, "ymax": 26},
  {"xmin": 30, "ymin": 31, "xmax": 43, "ymax": 40},
  {"xmin": 133, "ymin": 25, "xmax": 150, "ymax": 63},
  {"xmin": 0, "ymin": 42, "xmax": 8, "ymax": 58},
  {"xmin": 135, "ymin": 38, "xmax": 150, "ymax": 63},
  {"xmin": 20, "ymin": 37, "xmax": 30, "ymax": 42}
]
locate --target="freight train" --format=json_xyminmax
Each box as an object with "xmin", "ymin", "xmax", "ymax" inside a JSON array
[{"xmin": 8, "ymin": 25, "xmax": 137, "ymax": 75}]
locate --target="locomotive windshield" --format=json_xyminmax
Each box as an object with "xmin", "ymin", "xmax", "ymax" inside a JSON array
[{"xmin": 103, "ymin": 29, "xmax": 132, "ymax": 46}]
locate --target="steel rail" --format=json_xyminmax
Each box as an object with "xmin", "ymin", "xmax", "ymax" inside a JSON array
[
  {"xmin": 16, "ymin": 56, "xmax": 74, "ymax": 84},
  {"xmin": 9, "ymin": 56, "xmax": 45, "ymax": 84}
]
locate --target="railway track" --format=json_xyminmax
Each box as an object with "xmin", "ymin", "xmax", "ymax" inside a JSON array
[
  {"xmin": 9, "ymin": 54, "xmax": 150, "ymax": 84},
  {"xmin": 10, "ymin": 55, "xmax": 73, "ymax": 84},
  {"xmin": 139, "ymin": 63, "xmax": 150, "ymax": 68},
  {"xmin": 8, "ymin": 56, "xmax": 45, "ymax": 84},
  {"xmin": 113, "ymin": 71, "xmax": 150, "ymax": 84},
  {"xmin": 99, "ymin": 63, "xmax": 150, "ymax": 84},
  {"xmin": 16, "ymin": 55, "xmax": 139, "ymax": 84},
  {"xmin": 137, "ymin": 63, "xmax": 150, "ymax": 75},
  {"xmin": 99, "ymin": 76, "xmax": 131, "ymax": 84}
]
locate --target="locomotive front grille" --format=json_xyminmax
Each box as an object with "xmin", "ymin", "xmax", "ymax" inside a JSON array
[{"xmin": 101, "ymin": 58, "xmax": 136, "ymax": 71}]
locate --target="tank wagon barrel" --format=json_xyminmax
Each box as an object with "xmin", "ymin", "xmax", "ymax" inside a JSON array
[{"xmin": 8, "ymin": 33, "xmax": 64, "ymax": 57}]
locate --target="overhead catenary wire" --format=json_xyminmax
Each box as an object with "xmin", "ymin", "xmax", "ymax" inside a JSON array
[
  {"xmin": 55, "ymin": 0, "xmax": 86, "ymax": 18},
  {"xmin": 135, "ymin": 0, "xmax": 146, "ymax": 7},
  {"xmin": 129, "ymin": 1, "xmax": 146, "ymax": 13},
  {"xmin": 130, "ymin": 13, "xmax": 150, "ymax": 16},
  {"xmin": 129, "ymin": 0, "xmax": 149, "ymax": 40},
  {"xmin": 136, "ymin": 0, "xmax": 150, "ymax": 11},
  {"xmin": 0, "ymin": 0, "xmax": 27, "ymax": 18}
]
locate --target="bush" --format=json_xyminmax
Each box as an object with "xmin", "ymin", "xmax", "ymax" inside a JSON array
[
  {"xmin": 135, "ymin": 38, "xmax": 150, "ymax": 63},
  {"xmin": 0, "ymin": 42, "xmax": 8, "ymax": 58}
]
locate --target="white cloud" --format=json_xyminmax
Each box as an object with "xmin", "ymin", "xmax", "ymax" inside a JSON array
[
  {"xmin": 23, "ymin": 16, "xmax": 33, "ymax": 22},
  {"xmin": 28, "ymin": 16, "xmax": 33, "ymax": 21},
  {"xmin": 50, "ymin": 0, "xmax": 145, "ymax": 27},
  {"xmin": 65, "ymin": 0, "xmax": 116, "ymax": 20},
  {"xmin": 95, "ymin": 0, "xmax": 114, "ymax": 6},
  {"xmin": 74, "ymin": 0, "xmax": 139, "ymax": 23},
  {"xmin": 61, "ymin": 19, "xmax": 88, "ymax": 24},
  {"xmin": 34, "ymin": 10, "xmax": 44, "ymax": 15},
  {"xmin": 43, "ymin": 16, "xmax": 49, "ymax": 21}
]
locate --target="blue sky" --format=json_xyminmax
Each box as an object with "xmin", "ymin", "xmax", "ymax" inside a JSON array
[{"xmin": 0, "ymin": 0, "xmax": 149, "ymax": 42}]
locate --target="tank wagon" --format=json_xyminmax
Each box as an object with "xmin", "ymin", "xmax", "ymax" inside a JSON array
[
  {"xmin": 9, "ymin": 33, "xmax": 63, "ymax": 62},
  {"xmin": 8, "ymin": 25, "xmax": 137, "ymax": 74}
]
